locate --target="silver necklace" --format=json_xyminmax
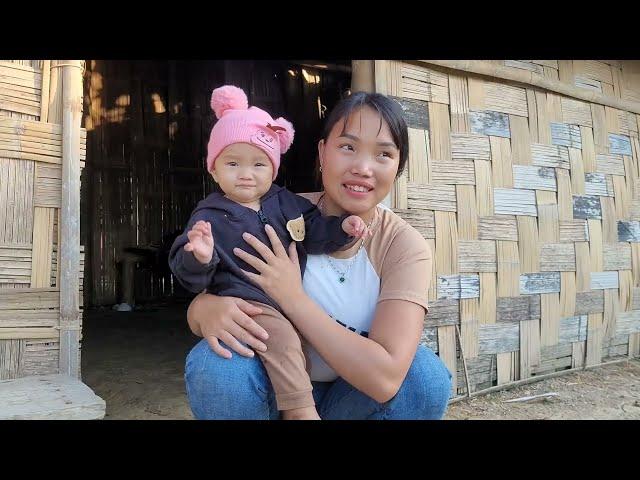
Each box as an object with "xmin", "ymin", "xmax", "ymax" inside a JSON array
[
  {"xmin": 323, "ymin": 236, "xmax": 368, "ymax": 283},
  {"xmin": 317, "ymin": 194, "xmax": 376, "ymax": 283}
]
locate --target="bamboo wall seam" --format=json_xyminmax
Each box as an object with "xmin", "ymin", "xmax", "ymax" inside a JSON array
[
  {"xmin": 376, "ymin": 60, "xmax": 640, "ymax": 396},
  {"xmin": 0, "ymin": 60, "xmax": 84, "ymax": 380}
]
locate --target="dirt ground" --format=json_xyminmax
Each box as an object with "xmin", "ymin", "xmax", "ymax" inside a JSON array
[{"xmin": 81, "ymin": 305, "xmax": 640, "ymax": 420}]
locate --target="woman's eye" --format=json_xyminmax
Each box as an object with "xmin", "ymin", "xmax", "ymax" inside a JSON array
[
  {"xmin": 227, "ymin": 162, "xmax": 238, "ymax": 166},
  {"xmin": 255, "ymin": 163, "xmax": 266, "ymax": 167},
  {"xmin": 339, "ymin": 144, "xmax": 354, "ymax": 152}
]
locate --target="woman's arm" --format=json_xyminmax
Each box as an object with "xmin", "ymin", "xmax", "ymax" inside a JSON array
[{"xmin": 235, "ymin": 225, "xmax": 426, "ymax": 403}]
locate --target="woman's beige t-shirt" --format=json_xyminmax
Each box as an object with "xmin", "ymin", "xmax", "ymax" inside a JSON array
[{"xmin": 300, "ymin": 195, "xmax": 432, "ymax": 382}]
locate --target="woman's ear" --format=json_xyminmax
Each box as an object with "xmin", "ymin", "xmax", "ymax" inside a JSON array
[
  {"xmin": 317, "ymin": 139, "xmax": 325, "ymax": 167},
  {"xmin": 210, "ymin": 168, "xmax": 219, "ymax": 183}
]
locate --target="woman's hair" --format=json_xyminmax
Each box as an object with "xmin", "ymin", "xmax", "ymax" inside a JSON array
[{"xmin": 320, "ymin": 91, "xmax": 409, "ymax": 178}]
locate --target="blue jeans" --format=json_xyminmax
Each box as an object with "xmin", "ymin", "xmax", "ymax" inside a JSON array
[{"xmin": 185, "ymin": 340, "xmax": 452, "ymax": 420}]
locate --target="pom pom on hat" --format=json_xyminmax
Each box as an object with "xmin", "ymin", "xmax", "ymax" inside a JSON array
[
  {"xmin": 270, "ymin": 117, "xmax": 295, "ymax": 153},
  {"xmin": 210, "ymin": 85, "xmax": 248, "ymax": 119}
]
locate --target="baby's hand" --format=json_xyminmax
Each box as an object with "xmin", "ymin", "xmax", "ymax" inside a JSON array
[
  {"xmin": 342, "ymin": 215, "xmax": 368, "ymax": 239},
  {"xmin": 184, "ymin": 220, "xmax": 214, "ymax": 264}
]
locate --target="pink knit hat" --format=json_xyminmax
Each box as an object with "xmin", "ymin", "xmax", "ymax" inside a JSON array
[{"xmin": 206, "ymin": 85, "xmax": 295, "ymax": 179}]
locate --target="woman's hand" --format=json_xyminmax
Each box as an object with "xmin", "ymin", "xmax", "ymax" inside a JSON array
[
  {"xmin": 233, "ymin": 224, "xmax": 306, "ymax": 309},
  {"xmin": 187, "ymin": 292, "xmax": 269, "ymax": 359}
]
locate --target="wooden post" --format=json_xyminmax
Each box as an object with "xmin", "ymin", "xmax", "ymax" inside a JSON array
[
  {"xmin": 351, "ymin": 60, "xmax": 375, "ymax": 93},
  {"xmin": 59, "ymin": 60, "xmax": 83, "ymax": 378}
]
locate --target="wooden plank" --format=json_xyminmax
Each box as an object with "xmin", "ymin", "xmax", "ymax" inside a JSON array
[
  {"xmin": 520, "ymin": 272, "xmax": 561, "ymax": 295},
  {"xmin": 478, "ymin": 323, "xmax": 520, "ymax": 354},
  {"xmin": 407, "ymin": 127, "xmax": 430, "ymax": 184},
  {"xmin": 535, "ymin": 91, "xmax": 551, "ymax": 144},
  {"xmin": 428, "ymin": 102, "xmax": 451, "ymax": 161},
  {"xmin": 551, "ymin": 122, "xmax": 582, "ymax": 149},
  {"xmin": 513, "ymin": 165, "xmax": 556, "ymax": 191},
  {"xmin": 567, "ymin": 148, "xmax": 585, "ymax": 195},
  {"xmin": 537, "ymin": 204, "xmax": 560, "ymax": 243},
  {"xmin": 520, "ymin": 319, "xmax": 541, "ymax": 379},
  {"xmin": 584, "ymin": 173, "xmax": 613, "ymax": 196},
  {"xmin": 431, "ymin": 160, "xmax": 475, "ymax": 185},
  {"xmin": 479, "ymin": 272, "xmax": 496, "ymax": 324},
  {"xmin": 540, "ymin": 292, "xmax": 561, "ymax": 346},
  {"xmin": 633, "ymin": 244, "xmax": 640, "ymax": 288},
  {"xmin": 427, "ymin": 239, "xmax": 436, "ymax": 301},
  {"xmin": 613, "ymin": 174, "xmax": 631, "ymax": 219},
  {"xmin": 573, "ymin": 195, "xmax": 602, "ymax": 219},
  {"xmin": 596, "ymin": 154, "xmax": 625, "ymax": 176},
  {"xmin": 456, "ymin": 185, "xmax": 478, "ymax": 240},
  {"xmin": 0, "ymin": 328, "xmax": 58, "ymax": 340},
  {"xmin": 483, "ymin": 81, "xmax": 528, "ymax": 117},
  {"xmin": 581, "ymin": 126, "xmax": 597, "ymax": 173},
  {"xmin": 424, "ymin": 299, "xmax": 459, "ymax": 327},
  {"xmin": 560, "ymin": 271, "xmax": 577, "ymax": 316},
  {"xmin": 496, "ymin": 352, "xmax": 517, "ymax": 385},
  {"xmin": 494, "ymin": 188, "xmax": 537, "ymax": 216},
  {"xmin": 474, "ymin": 160, "xmax": 493, "ymax": 216},
  {"xmin": 407, "ymin": 183, "xmax": 456, "ymax": 212},
  {"xmin": 437, "ymin": 326, "xmax": 457, "ymax": 397},
  {"xmin": 504, "ymin": 60, "xmax": 544, "ymax": 75},
  {"xmin": 603, "ymin": 289, "xmax": 620, "ymax": 346},
  {"xmin": 496, "ymin": 295, "xmax": 540, "ymax": 323},
  {"xmin": 478, "ymin": 216, "xmax": 518, "ymax": 241},
  {"xmin": 589, "ymin": 219, "xmax": 604, "ymax": 272},
  {"xmin": 0, "ymin": 288, "xmax": 58, "ymax": 310},
  {"xmin": 435, "ymin": 211, "xmax": 458, "ymax": 274},
  {"xmin": 448, "ymin": 74, "xmax": 469, "ymax": 133},
  {"xmin": 437, "ymin": 274, "xmax": 479, "ymax": 300},
  {"xmin": 0, "ymin": 309, "xmax": 58, "ymax": 328},
  {"xmin": 575, "ymin": 290, "xmax": 605, "ymax": 315},
  {"xmin": 600, "ymin": 191, "xmax": 618, "ymax": 243},
  {"xmin": 609, "ymin": 133, "xmax": 632, "ymax": 156},
  {"xmin": 497, "ymin": 241, "xmax": 520, "ymax": 297},
  {"xmin": 460, "ymin": 298, "xmax": 479, "ymax": 358},
  {"xmin": 591, "ymin": 272, "xmax": 619, "ymax": 290},
  {"xmin": 616, "ymin": 311, "xmax": 640, "ymax": 336},
  {"xmin": 517, "ymin": 216, "xmax": 540, "ymax": 272},
  {"xmin": 558, "ymin": 315, "xmax": 588, "ymax": 344},
  {"xmin": 59, "ymin": 60, "xmax": 82, "ymax": 378},
  {"xmin": 586, "ymin": 313, "xmax": 603, "ymax": 366},
  {"xmin": 0, "ymin": 339, "xmax": 24, "ymax": 380},
  {"xmin": 604, "ymin": 243, "xmax": 632, "ymax": 271},
  {"xmin": 374, "ymin": 60, "xmax": 401, "ymax": 96},
  {"xmin": 30, "ymin": 207, "xmax": 55, "ymax": 288},
  {"xmin": 392, "ymin": 97, "xmax": 429, "ymax": 130},
  {"xmin": 392, "ymin": 209, "xmax": 434, "ymax": 239},
  {"xmin": 401, "ymin": 63, "xmax": 449, "ymax": 104},
  {"xmin": 469, "ymin": 111, "xmax": 510, "ymax": 138},
  {"xmin": 490, "ymin": 136, "xmax": 513, "ymax": 188},
  {"xmin": 526, "ymin": 89, "xmax": 539, "ymax": 143},
  {"xmin": 467, "ymin": 76, "xmax": 485, "ymax": 111},
  {"xmin": 450, "ymin": 133, "xmax": 490, "ymax": 161},
  {"xmin": 575, "ymin": 76, "xmax": 603, "ymax": 93},
  {"xmin": 574, "ymin": 60, "xmax": 614, "ymax": 84},
  {"xmin": 0, "ymin": 373, "xmax": 105, "ymax": 420},
  {"xmin": 618, "ymin": 220, "xmax": 640, "ymax": 242},
  {"xmin": 509, "ymin": 115, "xmax": 532, "ymax": 165},
  {"xmin": 605, "ymin": 106, "xmax": 621, "ymax": 134},
  {"xmin": 458, "ymin": 240, "xmax": 496, "ymax": 273},
  {"xmin": 561, "ymin": 97, "xmax": 593, "ymax": 127},
  {"xmin": 560, "ymin": 220, "xmax": 589, "ymax": 242},
  {"xmin": 531, "ymin": 143, "xmax": 570, "ymax": 169},
  {"xmin": 540, "ymin": 243, "xmax": 576, "ymax": 271}
]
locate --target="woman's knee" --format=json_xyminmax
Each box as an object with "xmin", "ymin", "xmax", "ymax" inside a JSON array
[
  {"xmin": 387, "ymin": 345, "xmax": 453, "ymax": 419},
  {"xmin": 184, "ymin": 339, "xmax": 277, "ymax": 419}
]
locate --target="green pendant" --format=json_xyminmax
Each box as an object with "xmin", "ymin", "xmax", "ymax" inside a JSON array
[{"xmin": 339, "ymin": 277, "xmax": 345, "ymax": 283}]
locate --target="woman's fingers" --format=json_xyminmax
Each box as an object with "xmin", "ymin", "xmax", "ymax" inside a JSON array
[
  {"xmin": 206, "ymin": 336, "xmax": 232, "ymax": 359},
  {"xmin": 288, "ymin": 240, "xmax": 299, "ymax": 265},
  {"xmin": 231, "ymin": 299, "xmax": 269, "ymax": 340},
  {"xmin": 234, "ymin": 247, "xmax": 267, "ymax": 273},
  {"xmin": 239, "ymin": 268, "xmax": 263, "ymax": 287},
  {"xmin": 218, "ymin": 330, "xmax": 256, "ymax": 358},
  {"xmin": 240, "ymin": 231, "xmax": 276, "ymax": 262},
  {"xmin": 264, "ymin": 224, "xmax": 288, "ymax": 257},
  {"xmin": 227, "ymin": 323, "xmax": 267, "ymax": 352}
]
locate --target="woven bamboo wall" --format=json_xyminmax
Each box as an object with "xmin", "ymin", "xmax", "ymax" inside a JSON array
[
  {"xmin": 0, "ymin": 60, "xmax": 85, "ymax": 380},
  {"xmin": 375, "ymin": 60, "xmax": 640, "ymax": 397}
]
